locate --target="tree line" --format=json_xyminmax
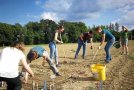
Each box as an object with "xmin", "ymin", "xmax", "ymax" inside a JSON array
[{"xmin": 0, "ymin": 19, "xmax": 134, "ymax": 46}]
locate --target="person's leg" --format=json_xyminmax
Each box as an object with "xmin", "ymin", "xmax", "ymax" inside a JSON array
[
  {"xmin": 105, "ymin": 40, "xmax": 115, "ymax": 63},
  {"xmin": 43, "ymin": 51, "xmax": 59, "ymax": 74},
  {"xmin": 54, "ymin": 44, "xmax": 59, "ymax": 65},
  {"xmin": 49, "ymin": 42, "xmax": 55, "ymax": 62},
  {"xmin": 5, "ymin": 76, "xmax": 22, "ymax": 90},
  {"xmin": 121, "ymin": 40, "xmax": 125, "ymax": 54},
  {"xmin": 75, "ymin": 39, "xmax": 82, "ymax": 59},
  {"xmin": 82, "ymin": 42, "xmax": 87, "ymax": 59},
  {"xmin": 125, "ymin": 39, "xmax": 129, "ymax": 54},
  {"xmin": 0, "ymin": 77, "xmax": 3, "ymax": 87}
]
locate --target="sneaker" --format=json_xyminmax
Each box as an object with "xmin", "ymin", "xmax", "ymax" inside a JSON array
[
  {"xmin": 55, "ymin": 72, "xmax": 61, "ymax": 76},
  {"xmin": 105, "ymin": 60, "xmax": 110, "ymax": 63},
  {"xmin": 19, "ymin": 72, "xmax": 24, "ymax": 77},
  {"xmin": 121, "ymin": 52, "xmax": 125, "ymax": 55},
  {"xmin": 56, "ymin": 64, "xmax": 61, "ymax": 67},
  {"xmin": 74, "ymin": 55, "xmax": 77, "ymax": 59},
  {"xmin": 0, "ymin": 81, "xmax": 2, "ymax": 87},
  {"xmin": 126, "ymin": 52, "xmax": 129, "ymax": 55},
  {"xmin": 82, "ymin": 56, "xmax": 85, "ymax": 59}
]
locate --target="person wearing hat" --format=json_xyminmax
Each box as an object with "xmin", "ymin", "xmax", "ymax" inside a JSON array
[
  {"xmin": 0, "ymin": 41, "xmax": 34, "ymax": 90},
  {"xmin": 120, "ymin": 26, "xmax": 129, "ymax": 55},
  {"xmin": 22, "ymin": 46, "xmax": 61, "ymax": 83},
  {"xmin": 95, "ymin": 26, "xmax": 115, "ymax": 63},
  {"xmin": 74, "ymin": 30, "xmax": 93, "ymax": 59}
]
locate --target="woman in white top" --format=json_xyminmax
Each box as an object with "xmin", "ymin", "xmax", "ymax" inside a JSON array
[{"xmin": 0, "ymin": 41, "xmax": 34, "ymax": 90}]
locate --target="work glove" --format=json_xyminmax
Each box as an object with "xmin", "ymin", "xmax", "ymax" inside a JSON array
[
  {"xmin": 30, "ymin": 73, "xmax": 34, "ymax": 79},
  {"xmin": 98, "ymin": 46, "xmax": 101, "ymax": 49},
  {"xmin": 82, "ymin": 41, "xmax": 86, "ymax": 45},
  {"xmin": 42, "ymin": 61, "xmax": 45, "ymax": 67},
  {"xmin": 60, "ymin": 41, "xmax": 63, "ymax": 44},
  {"xmin": 91, "ymin": 46, "xmax": 93, "ymax": 49}
]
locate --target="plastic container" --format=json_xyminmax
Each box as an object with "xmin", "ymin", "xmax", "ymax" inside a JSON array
[
  {"xmin": 90, "ymin": 64, "xmax": 106, "ymax": 81},
  {"xmin": 113, "ymin": 41, "xmax": 120, "ymax": 49}
]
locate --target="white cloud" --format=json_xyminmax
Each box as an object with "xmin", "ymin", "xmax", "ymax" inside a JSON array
[
  {"xmin": 26, "ymin": 14, "xmax": 39, "ymax": 19},
  {"xmin": 44, "ymin": 0, "xmax": 71, "ymax": 13},
  {"xmin": 40, "ymin": 0, "xmax": 100, "ymax": 21},
  {"xmin": 40, "ymin": 12, "xmax": 58, "ymax": 22},
  {"xmin": 35, "ymin": 0, "xmax": 41, "ymax": 5},
  {"xmin": 98, "ymin": 0, "xmax": 134, "ymax": 11},
  {"xmin": 37, "ymin": 0, "xmax": 134, "ymax": 28},
  {"xmin": 118, "ymin": 10, "xmax": 134, "ymax": 29},
  {"xmin": 65, "ymin": 0, "xmax": 100, "ymax": 21},
  {"xmin": 98, "ymin": 0, "xmax": 134, "ymax": 29}
]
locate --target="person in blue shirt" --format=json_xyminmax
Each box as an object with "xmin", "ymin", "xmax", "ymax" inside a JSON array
[
  {"xmin": 22, "ymin": 46, "xmax": 60, "ymax": 83},
  {"xmin": 95, "ymin": 27, "xmax": 115, "ymax": 63},
  {"xmin": 74, "ymin": 31, "xmax": 93, "ymax": 59}
]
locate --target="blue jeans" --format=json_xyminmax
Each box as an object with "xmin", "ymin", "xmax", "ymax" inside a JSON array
[
  {"xmin": 105, "ymin": 38, "xmax": 115, "ymax": 62},
  {"xmin": 49, "ymin": 42, "xmax": 58, "ymax": 65},
  {"xmin": 75, "ymin": 38, "xmax": 87, "ymax": 58}
]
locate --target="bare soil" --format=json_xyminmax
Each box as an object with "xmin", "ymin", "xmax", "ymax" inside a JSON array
[{"xmin": 1, "ymin": 41, "xmax": 134, "ymax": 90}]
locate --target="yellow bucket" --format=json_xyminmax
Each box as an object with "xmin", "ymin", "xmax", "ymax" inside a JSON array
[{"xmin": 90, "ymin": 64, "xmax": 106, "ymax": 81}]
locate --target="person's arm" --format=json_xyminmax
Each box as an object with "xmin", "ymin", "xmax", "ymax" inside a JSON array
[
  {"xmin": 42, "ymin": 56, "xmax": 46, "ymax": 66},
  {"xmin": 79, "ymin": 33, "xmax": 84, "ymax": 41},
  {"xmin": 124, "ymin": 27, "xmax": 128, "ymax": 31},
  {"xmin": 90, "ymin": 38, "xmax": 93, "ymax": 49},
  {"xmin": 99, "ymin": 34, "xmax": 105, "ymax": 49},
  {"xmin": 21, "ymin": 59, "xmax": 33, "ymax": 83},
  {"xmin": 119, "ymin": 32, "xmax": 121, "ymax": 41},
  {"xmin": 80, "ymin": 33, "xmax": 86, "ymax": 44},
  {"xmin": 54, "ymin": 32, "xmax": 63, "ymax": 43}
]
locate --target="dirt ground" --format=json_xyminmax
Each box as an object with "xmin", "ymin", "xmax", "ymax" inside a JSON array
[{"xmin": 0, "ymin": 41, "xmax": 134, "ymax": 90}]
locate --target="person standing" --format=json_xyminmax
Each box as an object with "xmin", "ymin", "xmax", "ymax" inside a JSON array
[
  {"xmin": 0, "ymin": 41, "xmax": 34, "ymax": 90},
  {"xmin": 74, "ymin": 31, "xmax": 93, "ymax": 59},
  {"xmin": 49, "ymin": 25, "xmax": 64, "ymax": 67},
  {"xmin": 22, "ymin": 46, "xmax": 61, "ymax": 83},
  {"xmin": 95, "ymin": 27, "xmax": 115, "ymax": 63},
  {"xmin": 120, "ymin": 26, "xmax": 129, "ymax": 55}
]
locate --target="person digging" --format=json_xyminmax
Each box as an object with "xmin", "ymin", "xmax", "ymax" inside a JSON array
[{"xmin": 21, "ymin": 46, "xmax": 61, "ymax": 83}]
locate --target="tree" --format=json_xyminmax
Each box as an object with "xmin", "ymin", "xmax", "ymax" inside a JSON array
[{"xmin": 115, "ymin": 22, "xmax": 119, "ymax": 32}]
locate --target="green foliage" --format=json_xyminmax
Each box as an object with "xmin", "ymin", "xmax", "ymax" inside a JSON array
[
  {"xmin": 0, "ymin": 20, "xmax": 133, "ymax": 46},
  {"xmin": 110, "ymin": 30, "xmax": 120, "ymax": 41},
  {"xmin": 62, "ymin": 34, "xmax": 68, "ymax": 43}
]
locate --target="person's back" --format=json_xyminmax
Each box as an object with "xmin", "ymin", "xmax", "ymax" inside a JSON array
[
  {"xmin": 27, "ymin": 46, "xmax": 45, "ymax": 60},
  {"xmin": 82, "ymin": 32, "xmax": 93, "ymax": 42},
  {"xmin": 0, "ymin": 41, "xmax": 34, "ymax": 90},
  {"xmin": 102, "ymin": 29, "xmax": 115, "ymax": 40},
  {"xmin": 0, "ymin": 47, "xmax": 25, "ymax": 78},
  {"xmin": 120, "ymin": 31, "xmax": 128, "ymax": 40}
]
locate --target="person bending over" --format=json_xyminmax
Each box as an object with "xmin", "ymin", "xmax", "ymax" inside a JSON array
[
  {"xmin": 0, "ymin": 41, "xmax": 34, "ymax": 90},
  {"xmin": 74, "ymin": 30, "xmax": 93, "ymax": 59},
  {"xmin": 95, "ymin": 27, "xmax": 115, "ymax": 63},
  {"xmin": 22, "ymin": 46, "xmax": 61, "ymax": 83}
]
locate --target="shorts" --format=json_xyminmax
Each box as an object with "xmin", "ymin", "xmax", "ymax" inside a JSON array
[
  {"xmin": 121, "ymin": 39, "xmax": 128, "ymax": 45},
  {"xmin": 43, "ymin": 51, "xmax": 49, "ymax": 57}
]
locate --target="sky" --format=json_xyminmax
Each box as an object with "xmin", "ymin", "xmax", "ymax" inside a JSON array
[{"xmin": 0, "ymin": 0, "xmax": 134, "ymax": 29}]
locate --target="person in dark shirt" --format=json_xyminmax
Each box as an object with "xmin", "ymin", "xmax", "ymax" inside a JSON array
[{"xmin": 74, "ymin": 31, "xmax": 93, "ymax": 59}]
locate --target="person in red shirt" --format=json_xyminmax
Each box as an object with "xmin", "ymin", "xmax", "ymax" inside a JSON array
[{"xmin": 74, "ymin": 31, "xmax": 93, "ymax": 59}]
